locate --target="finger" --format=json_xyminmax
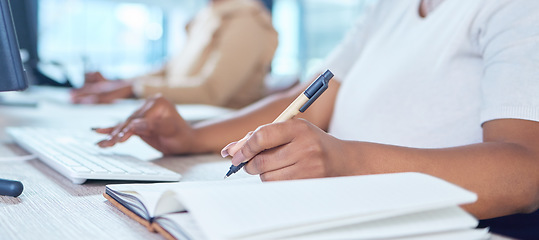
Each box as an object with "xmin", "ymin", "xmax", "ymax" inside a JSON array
[
  {"xmin": 70, "ymin": 92, "xmax": 89, "ymax": 103},
  {"xmin": 117, "ymin": 125, "xmax": 134, "ymax": 143},
  {"xmin": 228, "ymin": 133, "xmax": 251, "ymax": 156},
  {"xmin": 69, "ymin": 88, "xmax": 82, "ymax": 95},
  {"xmin": 128, "ymin": 95, "xmax": 160, "ymax": 121},
  {"xmin": 258, "ymin": 163, "xmax": 316, "ymax": 181},
  {"xmin": 118, "ymin": 117, "xmax": 153, "ymax": 142},
  {"xmin": 254, "ymin": 144, "xmax": 327, "ymax": 181},
  {"xmin": 230, "ymin": 122, "xmax": 296, "ymax": 166},
  {"xmin": 95, "ymin": 126, "xmax": 130, "ymax": 146},
  {"xmin": 243, "ymin": 146, "xmax": 294, "ymax": 175},
  {"xmin": 95, "ymin": 98, "xmax": 155, "ymax": 147},
  {"xmin": 124, "ymin": 118, "xmax": 152, "ymax": 137},
  {"xmin": 70, "ymin": 96, "xmax": 81, "ymax": 104},
  {"xmin": 93, "ymin": 127, "xmax": 115, "ymax": 134},
  {"xmin": 97, "ymin": 133, "xmax": 128, "ymax": 147},
  {"xmin": 221, "ymin": 131, "xmax": 253, "ymax": 158},
  {"xmin": 99, "ymin": 112, "xmax": 155, "ymax": 146},
  {"xmin": 117, "ymin": 128, "xmax": 135, "ymax": 143},
  {"xmin": 70, "ymin": 85, "xmax": 98, "ymax": 95},
  {"xmin": 97, "ymin": 96, "xmax": 163, "ymax": 145},
  {"xmin": 96, "ymin": 136, "xmax": 116, "ymax": 148},
  {"xmin": 96, "ymin": 94, "xmax": 115, "ymax": 104},
  {"xmin": 78, "ymin": 95, "xmax": 99, "ymax": 104},
  {"xmin": 220, "ymin": 142, "xmax": 236, "ymax": 158},
  {"xmin": 96, "ymin": 121, "xmax": 132, "ymax": 147},
  {"xmin": 84, "ymin": 72, "xmax": 102, "ymax": 83}
]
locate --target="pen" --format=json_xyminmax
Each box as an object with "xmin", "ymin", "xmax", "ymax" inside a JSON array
[
  {"xmin": 0, "ymin": 178, "xmax": 23, "ymax": 197},
  {"xmin": 224, "ymin": 69, "xmax": 334, "ymax": 178}
]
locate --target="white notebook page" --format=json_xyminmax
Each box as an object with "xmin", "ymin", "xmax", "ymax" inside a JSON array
[
  {"xmin": 107, "ymin": 175, "xmax": 262, "ymax": 217},
  {"xmin": 175, "ymin": 172, "xmax": 477, "ymax": 240}
]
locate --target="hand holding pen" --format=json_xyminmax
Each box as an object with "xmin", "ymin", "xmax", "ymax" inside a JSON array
[{"xmin": 222, "ymin": 70, "xmax": 334, "ymax": 179}]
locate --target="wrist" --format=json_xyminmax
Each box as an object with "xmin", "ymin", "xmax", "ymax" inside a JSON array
[
  {"xmin": 110, "ymin": 80, "xmax": 135, "ymax": 98},
  {"xmin": 336, "ymin": 141, "xmax": 374, "ymax": 176},
  {"xmin": 188, "ymin": 126, "xmax": 218, "ymax": 154}
]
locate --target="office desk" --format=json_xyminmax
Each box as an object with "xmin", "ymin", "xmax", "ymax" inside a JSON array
[
  {"xmin": 0, "ymin": 87, "xmax": 513, "ymax": 240},
  {"xmin": 0, "ymin": 87, "xmax": 241, "ymax": 239},
  {"xmin": 0, "ymin": 151, "xmax": 235, "ymax": 239}
]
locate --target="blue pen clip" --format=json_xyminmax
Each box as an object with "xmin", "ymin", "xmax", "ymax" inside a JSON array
[{"xmin": 300, "ymin": 69, "xmax": 334, "ymax": 112}]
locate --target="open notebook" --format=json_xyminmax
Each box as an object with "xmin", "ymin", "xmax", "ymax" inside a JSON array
[{"xmin": 103, "ymin": 172, "xmax": 490, "ymax": 240}]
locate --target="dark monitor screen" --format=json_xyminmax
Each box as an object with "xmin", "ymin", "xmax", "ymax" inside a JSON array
[
  {"xmin": 0, "ymin": 0, "xmax": 28, "ymax": 92},
  {"xmin": 10, "ymin": 0, "xmax": 38, "ymax": 65}
]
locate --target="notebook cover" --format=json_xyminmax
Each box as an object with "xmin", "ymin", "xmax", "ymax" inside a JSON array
[
  {"xmin": 151, "ymin": 222, "xmax": 178, "ymax": 240},
  {"xmin": 103, "ymin": 192, "xmax": 153, "ymax": 231}
]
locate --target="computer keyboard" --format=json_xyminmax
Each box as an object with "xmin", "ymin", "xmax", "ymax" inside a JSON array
[{"xmin": 6, "ymin": 127, "xmax": 181, "ymax": 184}]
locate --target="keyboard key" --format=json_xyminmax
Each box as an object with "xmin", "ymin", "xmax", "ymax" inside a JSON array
[
  {"xmin": 55, "ymin": 155, "xmax": 82, "ymax": 167},
  {"xmin": 72, "ymin": 166, "xmax": 92, "ymax": 173}
]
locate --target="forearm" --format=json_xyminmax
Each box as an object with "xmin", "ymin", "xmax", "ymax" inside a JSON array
[
  {"xmin": 132, "ymin": 76, "xmax": 214, "ymax": 105},
  {"xmin": 341, "ymin": 140, "xmax": 539, "ymax": 219},
  {"xmin": 189, "ymin": 90, "xmax": 299, "ymax": 153},
  {"xmin": 136, "ymin": 74, "xmax": 251, "ymax": 106}
]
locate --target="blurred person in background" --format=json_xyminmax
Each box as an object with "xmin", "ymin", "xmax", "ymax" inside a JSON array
[{"xmin": 71, "ymin": 0, "xmax": 277, "ymax": 109}]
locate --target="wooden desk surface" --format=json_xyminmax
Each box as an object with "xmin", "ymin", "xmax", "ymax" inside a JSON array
[{"xmin": 0, "ymin": 144, "xmax": 235, "ymax": 239}]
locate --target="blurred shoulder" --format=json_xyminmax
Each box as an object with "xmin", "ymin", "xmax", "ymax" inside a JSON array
[{"xmin": 213, "ymin": 0, "xmax": 274, "ymax": 29}]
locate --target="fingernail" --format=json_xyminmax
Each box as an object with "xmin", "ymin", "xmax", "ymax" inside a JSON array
[
  {"xmin": 221, "ymin": 149, "xmax": 230, "ymax": 158},
  {"xmin": 220, "ymin": 142, "xmax": 236, "ymax": 158},
  {"xmin": 91, "ymin": 127, "xmax": 98, "ymax": 131},
  {"xmin": 231, "ymin": 150, "xmax": 246, "ymax": 166},
  {"xmin": 96, "ymin": 140, "xmax": 106, "ymax": 147}
]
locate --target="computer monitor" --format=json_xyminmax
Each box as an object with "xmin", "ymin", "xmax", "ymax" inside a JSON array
[
  {"xmin": 0, "ymin": 0, "xmax": 26, "ymax": 197},
  {"xmin": 10, "ymin": 0, "xmax": 38, "ymax": 72},
  {"xmin": 6, "ymin": 0, "xmax": 71, "ymax": 88},
  {"xmin": 0, "ymin": 0, "xmax": 28, "ymax": 92}
]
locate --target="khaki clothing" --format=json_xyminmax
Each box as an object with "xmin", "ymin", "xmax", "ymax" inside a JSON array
[{"xmin": 132, "ymin": 0, "xmax": 278, "ymax": 108}]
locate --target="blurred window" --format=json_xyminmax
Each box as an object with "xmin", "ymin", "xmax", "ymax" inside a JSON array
[
  {"xmin": 37, "ymin": 0, "xmax": 373, "ymax": 85},
  {"xmin": 38, "ymin": 0, "xmax": 206, "ymax": 86},
  {"xmin": 272, "ymin": 0, "xmax": 374, "ymax": 79}
]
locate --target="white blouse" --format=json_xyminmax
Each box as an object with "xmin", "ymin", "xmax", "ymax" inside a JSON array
[{"xmin": 324, "ymin": 0, "xmax": 539, "ymax": 148}]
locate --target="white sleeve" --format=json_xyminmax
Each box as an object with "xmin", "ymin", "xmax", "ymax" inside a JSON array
[{"xmin": 477, "ymin": 0, "xmax": 539, "ymax": 123}]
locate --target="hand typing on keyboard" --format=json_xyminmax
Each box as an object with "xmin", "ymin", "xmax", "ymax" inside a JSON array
[{"xmin": 95, "ymin": 94, "xmax": 206, "ymax": 155}]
